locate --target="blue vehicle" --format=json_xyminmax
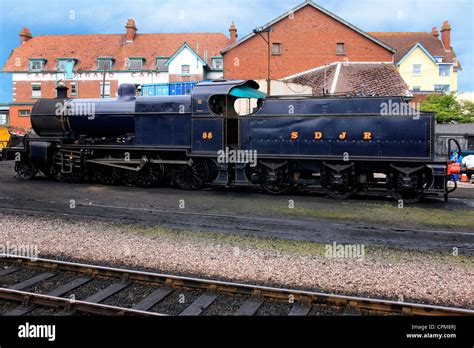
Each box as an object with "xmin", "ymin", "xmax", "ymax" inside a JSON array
[{"xmin": 1, "ymin": 80, "xmax": 455, "ymax": 202}]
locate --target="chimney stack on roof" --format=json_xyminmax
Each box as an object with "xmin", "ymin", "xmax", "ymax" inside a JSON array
[
  {"xmin": 229, "ymin": 21, "xmax": 238, "ymax": 44},
  {"xmin": 431, "ymin": 26, "xmax": 439, "ymax": 38},
  {"xmin": 440, "ymin": 20, "xmax": 451, "ymax": 51},
  {"xmin": 125, "ymin": 19, "xmax": 137, "ymax": 42},
  {"xmin": 19, "ymin": 27, "xmax": 33, "ymax": 44}
]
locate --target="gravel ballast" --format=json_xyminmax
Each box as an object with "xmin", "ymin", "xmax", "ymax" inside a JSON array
[{"xmin": 0, "ymin": 213, "xmax": 472, "ymax": 309}]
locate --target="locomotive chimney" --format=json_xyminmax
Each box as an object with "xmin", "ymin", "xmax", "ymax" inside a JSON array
[
  {"xmin": 440, "ymin": 20, "xmax": 451, "ymax": 51},
  {"xmin": 125, "ymin": 19, "xmax": 137, "ymax": 42},
  {"xmin": 19, "ymin": 27, "xmax": 33, "ymax": 44},
  {"xmin": 229, "ymin": 21, "xmax": 238, "ymax": 44},
  {"xmin": 431, "ymin": 26, "xmax": 439, "ymax": 38},
  {"xmin": 56, "ymin": 85, "xmax": 69, "ymax": 99}
]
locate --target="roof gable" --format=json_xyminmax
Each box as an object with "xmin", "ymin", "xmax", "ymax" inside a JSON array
[
  {"xmin": 222, "ymin": 0, "xmax": 395, "ymax": 54},
  {"xmin": 397, "ymin": 42, "xmax": 437, "ymax": 66},
  {"xmin": 165, "ymin": 43, "xmax": 207, "ymax": 66},
  {"xmin": 370, "ymin": 32, "xmax": 460, "ymax": 69}
]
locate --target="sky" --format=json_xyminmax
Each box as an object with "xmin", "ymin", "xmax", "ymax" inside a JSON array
[{"xmin": 0, "ymin": 0, "xmax": 473, "ymax": 102}]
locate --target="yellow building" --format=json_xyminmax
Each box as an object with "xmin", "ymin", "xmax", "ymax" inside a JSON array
[{"xmin": 372, "ymin": 21, "xmax": 461, "ymax": 94}]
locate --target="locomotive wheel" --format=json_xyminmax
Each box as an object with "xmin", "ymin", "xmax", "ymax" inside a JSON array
[
  {"xmin": 93, "ymin": 165, "xmax": 122, "ymax": 186},
  {"xmin": 174, "ymin": 159, "xmax": 209, "ymax": 191},
  {"xmin": 259, "ymin": 165, "xmax": 294, "ymax": 195},
  {"xmin": 131, "ymin": 164, "xmax": 165, "ymax": 188},
  {"xmin": 14, "ymin": 159, "xmax": 37, "ymax": 181}
]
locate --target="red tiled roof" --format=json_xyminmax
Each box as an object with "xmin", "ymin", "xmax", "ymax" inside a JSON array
[
  {"xmin": 286, "ymin": 63, "xmax": 409, "ymax": 97},
  {"xmin": 369, "ymin": 32, "xmax": 460, "ymax": 69},
  {"xmin": 3, "ymin": 33, "xmax": 230, "ymax": 72}
]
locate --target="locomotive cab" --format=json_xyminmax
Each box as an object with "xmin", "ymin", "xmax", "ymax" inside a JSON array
[{"xmin": 195, "ymin": 80, "xmax": 266, "ymax": 150}]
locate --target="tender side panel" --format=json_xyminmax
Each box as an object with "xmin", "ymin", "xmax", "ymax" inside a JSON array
[{"xmin": 239, "ymin": 115, "xmax": 433, "ymax": 160}]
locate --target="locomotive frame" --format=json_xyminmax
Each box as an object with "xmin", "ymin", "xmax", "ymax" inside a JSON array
[{"xmin": 2, "ymin": 80, "xmax": 455, "ymax": 203}]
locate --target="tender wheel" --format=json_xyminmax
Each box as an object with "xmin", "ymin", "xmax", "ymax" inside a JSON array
[
  {"xmin": 130, "ymin": 164, "xmax": 165, "ymax": 188},
  {"xmin": 174, "ymin": 159, "xmax": 209, "ymax": 190},
  {"xmin": 259, "ymin": 164, "xmax": 294, "ymax": 195},
  {"xmin": 15, "ymin": 159, "xmax": 37, "ymax": 180},
  {"xmin": 388, "ymin": 166, "xmax": 428, "ymax": 204},
  {"xmin": 322, "ymin": 163, "xmax": 359, "ymax": 199},
  {"xmin": 93, "ymin": 166, "xmax": 122, "ymax": 186}
]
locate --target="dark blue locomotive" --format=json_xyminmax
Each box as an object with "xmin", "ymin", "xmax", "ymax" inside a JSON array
[{"xmin": 2, "ymin": 80, "xmax": 453, "ymax": 202}]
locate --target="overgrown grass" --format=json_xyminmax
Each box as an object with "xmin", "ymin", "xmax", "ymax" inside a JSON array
[
  {"xmin": 125, "ymin": 224, "xmax": 327, "ymax": 256},
  {"xmin": 278, "ymin": 202, "xmax": 474, "ymax": 230}
]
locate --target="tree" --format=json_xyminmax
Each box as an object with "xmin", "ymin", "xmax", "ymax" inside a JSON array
[{"xmin": 420, "ymin": 93, "xmax": 474, "ymax": 123}]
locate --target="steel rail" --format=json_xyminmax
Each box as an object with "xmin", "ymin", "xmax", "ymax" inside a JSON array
[
  {"xmin": 0, "ymin": 287, "xmax": 165, "ymax": 316},
  {"xmin": 1, "ymin": 255, "xmax": 473, "ymax": 316}
]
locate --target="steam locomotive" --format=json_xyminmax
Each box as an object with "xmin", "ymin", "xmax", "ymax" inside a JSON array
[{"xmin": 1, "ymin": 79, "xmax": 455, "ymax": 202}]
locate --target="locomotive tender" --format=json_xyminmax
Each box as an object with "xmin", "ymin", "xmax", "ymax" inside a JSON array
[{"xmin": 2, "ymin": 80, "xmax": 454, "ymax": 202}]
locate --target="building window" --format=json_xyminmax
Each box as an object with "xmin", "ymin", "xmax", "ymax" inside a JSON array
[
  {"xmin": 336, "ymin": 42, "xmax": 345, "ymax": 54},
  {"xmin": 439, "ymin": 64, "xmax": 451, "ymax": 77},
  {"xmin": 97, "ymin": 59, "xmax": 113, "ymax": 71},
  {"xmin": 31, "ymin": 84, "xmax": 41, "ymax": 98},
  {"xmin": 70, "ymin": 82, "xmax": 77, "ymax": 96},
  {"xmin": 100, "ymin": 82, "xmax": 111, "ymax": 98},
  {"xmin": 155, "ymin": 58, "xmax": 168, "ymax": 72},
  {"xmin": 128, "ymin": 58, "xmax": 144, "ymax": 70},
  {"xmin": 212, "ymin": 57, "xmax": 223, "ymax": 70},
  {"xmin": 412, "ymin": 64, "xmax": 422, "ymax": 75},
  {"xmin": 434, "ymin": 84, "xmax": 450, "ymax": 93},
  {"xmin": 29, "ymin": 59, "xmax": 45, "ymax": 72},
  {"xmin": 468, "ymin": 136, "xmax": 474, "ymax": 150},
  {"xmin": 19, "ymin": 109, "xmax": 31, "ymax": 117},
  {"xmin": 272, "ymin": 43, "xmax": 282, "ymax": 55},
  {"xmin": 57, "ymin": 60, "xmax": 68, "ymax": 72},
  {"xmin": 412, "ymin": 86, "xmax": 421, "ymax": 92},
  {"xmin": 181, "ymin": 65, "xmax": 190, "ymax": 75}
]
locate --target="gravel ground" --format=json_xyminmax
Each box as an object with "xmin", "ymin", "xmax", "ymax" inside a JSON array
[
  {"xmin": 101, "ymin": 283, "xmax": 157, "ymax": 308},
  {"xmin": 0, "ymin": 213, "xmax": 472, "ymax": 309},
  {"xmin": 202, "ymin": 294, "xmax": 248, "ymax": 316}
]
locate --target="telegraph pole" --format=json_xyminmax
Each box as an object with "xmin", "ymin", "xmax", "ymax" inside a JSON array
[{"xmin": 253, "ymin": 26, "xmax": 273, "ymax": 95}]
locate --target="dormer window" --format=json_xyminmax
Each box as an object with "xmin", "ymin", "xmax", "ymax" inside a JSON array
[
  {"xmin": 57, "ymin": 58, "xmax": 76, "ymax": 72},
  {"xmin": 128, "ymin": 57, "xmax": 145, "ymax": 71},
  {"xmin": 211, "ymin": 57, "xmax": 223, "ymax": 70},
  {"xmin": 29, "ymin": 58, "xmax": 47, "ymax": 72},
  {"xmin": 97, "ymin": 58, "xmax": 114, "ymax": 71},
  {"xmin": 155, "ymin": 57, "xmax": 169, "ymax": 72}
]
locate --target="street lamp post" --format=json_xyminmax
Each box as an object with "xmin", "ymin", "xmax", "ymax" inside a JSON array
[{"xmin": 253, "ymin": 26, "xmax": 274, "ymax": 95}]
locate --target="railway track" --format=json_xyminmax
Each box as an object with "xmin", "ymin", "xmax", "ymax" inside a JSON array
[{"xmin": 0, "ymin": 255, "xmax": 472, "ymax": 317}]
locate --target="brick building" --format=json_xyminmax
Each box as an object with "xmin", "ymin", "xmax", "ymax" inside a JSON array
[
  {"xmin": 2, "ymin": 20, "xmax": 231, "ymax": 128},
  {"xmin": 222, "ymin": 1, "xmax": 396, "ymax": 81}
]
